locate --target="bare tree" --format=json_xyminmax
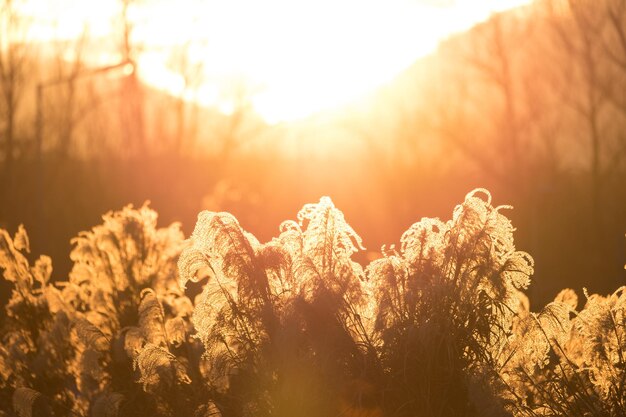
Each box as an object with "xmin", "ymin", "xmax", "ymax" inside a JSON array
[
  {"xmin": 421, "ymin": 10, "xmax": 534, "ymax": 191},
  {"xmin": 468, "ymin": 13, "xmax": 524, "ymax": 178},
  {"xmin": 46, "ymin": 27, "xmax": 90, "ymax": 159},
  {"xmin": 599, "ymin": 0, "xmax": 626, "ymax": 175},
  {"xmin": 166, "ymin": 40, "xmax": 205, "ymax": 155},
  {"xmin": 0, "ymin": 0, "xmax": 32, "ymax": 227},
  {"xmin": 117, "ymin": 0, "xmax": 145, "ymax": 156},
  {"xmin": 210, "ymin": 78, "xmax": 266, "ymax": 164},
  {"xmin": 603, "ymin": 0, "xmax": 626, "ymax": 114},
  {"xmin": 542, "ymin": 0, "xmax": 612, "ymax": 222},
  {"xmin": 0, "ymin": 0, "xmax": 29, "ymax": 181}
]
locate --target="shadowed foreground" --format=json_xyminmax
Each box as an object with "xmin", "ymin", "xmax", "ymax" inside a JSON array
[{"xmin": 0, "ymin": 189, "xmax": 624, "ymax": 417}]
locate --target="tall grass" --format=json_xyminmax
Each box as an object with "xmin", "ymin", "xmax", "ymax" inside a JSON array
[{"xmin": 0, "ymin": 190, "xmax": 624, "ymax": 416}]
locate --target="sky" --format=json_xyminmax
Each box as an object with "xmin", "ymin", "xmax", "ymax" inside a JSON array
[{"xmin": 16, "ymin": 0, "xmax": 533, "ymax": 123}]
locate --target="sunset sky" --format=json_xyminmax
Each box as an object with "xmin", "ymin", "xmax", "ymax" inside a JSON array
[{"xmin": 17, "ymin": 0, "xmax": 532, "ymax": 123}]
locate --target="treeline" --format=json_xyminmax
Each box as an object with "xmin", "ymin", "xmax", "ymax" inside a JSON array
[{"xmin": 341, "ymin": 0, "xmax": 626, "ymax": 302}]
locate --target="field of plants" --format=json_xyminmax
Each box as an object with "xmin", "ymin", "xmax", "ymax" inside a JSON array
[{"xmin": 0, "ymin": 189, "xmax": 624, "ymax": 417}]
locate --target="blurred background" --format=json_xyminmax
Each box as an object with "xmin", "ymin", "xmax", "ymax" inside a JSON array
[{"xmin": 0, "ymin": 0, "xmax": 624, "ymax": 308}]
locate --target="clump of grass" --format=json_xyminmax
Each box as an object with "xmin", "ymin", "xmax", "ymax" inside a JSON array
[
  {"xmin": 0, "ymin": 204, "xmax": 204, "ymax": 416},
  {"xmin": 365, "ymin": 189, "xmax": 533, "ymax": 417},
  {"xmin": 178, "ymin": 197, "xmax": 375, "ymax": 417},
  {"xmin": 1, "ymin": 191, "xmax": 624, "ymax": 417}
]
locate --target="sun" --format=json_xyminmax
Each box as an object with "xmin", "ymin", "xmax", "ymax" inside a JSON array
[
  {"xmin": 135, "ymin": 0, "xmax": 533, "ymax": 123},
  {"xmin": 19, "ymin": 0, "xmax": 532, "ymax": 124},
  {"xmin": 134, "ymin": 0, "xmax": 450, "ymax": 123}
]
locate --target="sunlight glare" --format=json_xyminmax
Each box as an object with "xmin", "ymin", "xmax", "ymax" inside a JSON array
[{"xmin": 18, "ymin": 0, "xmax": 533, "ymax": 123}]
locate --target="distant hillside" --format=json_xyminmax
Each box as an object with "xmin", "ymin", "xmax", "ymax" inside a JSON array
[{"xmin": 311, "ymin": 0, "xmax": 626, "ymax": 304}]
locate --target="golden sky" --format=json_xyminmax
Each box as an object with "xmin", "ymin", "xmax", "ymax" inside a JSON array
[{"xmin": 17, "ymin": 0, "xmax": 532, "ymax": 123}]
